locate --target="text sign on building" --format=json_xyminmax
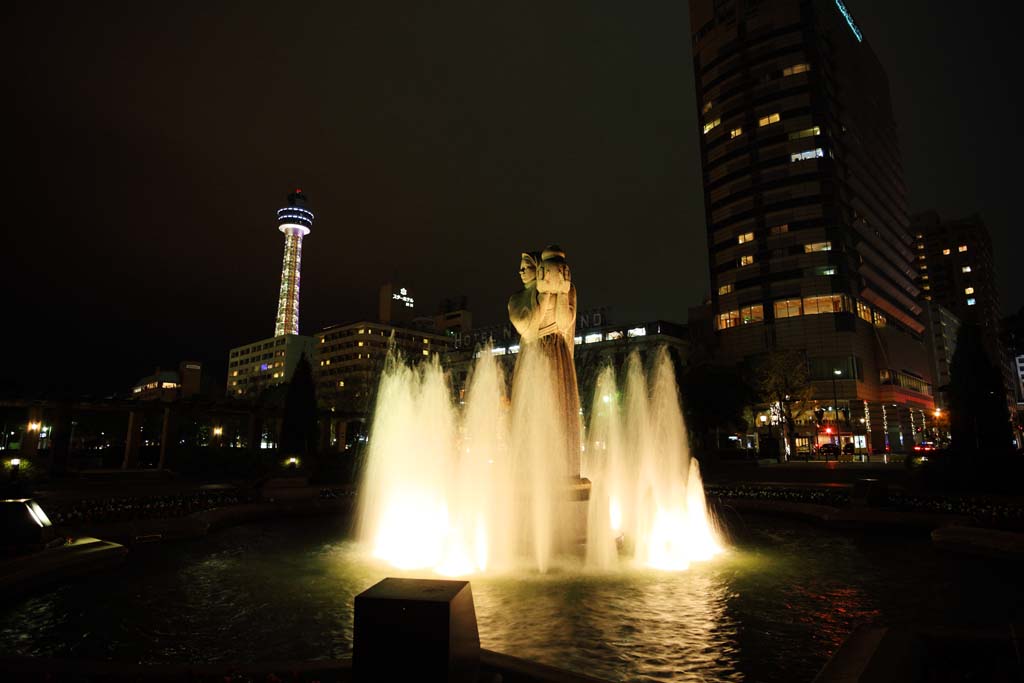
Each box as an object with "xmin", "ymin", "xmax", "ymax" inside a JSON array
[{"xmin": 392, "ymin": 287, "xmax": 415, "ymax": 309}]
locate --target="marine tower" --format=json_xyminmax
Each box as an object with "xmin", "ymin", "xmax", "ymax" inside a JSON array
[{"xmin": 274, "ymin": 189, "xmax": 314, "ymax": 337}]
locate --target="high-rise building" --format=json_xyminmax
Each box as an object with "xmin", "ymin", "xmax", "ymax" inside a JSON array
[
  {"xmin": 911, "ymin": 211, "xmax": 999, "ymax": 334},
  {"xmin": 690, "ymin": 0, "xmax": 934, "ymax": 454},
  {"xmin": 275, "ymin": 190, "xmax": 314, "ymax": 337}
]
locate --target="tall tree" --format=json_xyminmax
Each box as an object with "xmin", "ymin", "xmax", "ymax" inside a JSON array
[
  {"xmin": 948, "ymin": 323, "xmax": 1012, "ymax": 456},
  {"xmin": 279, "ymin": 353, "xmax": 318, "ymax": 458},
  {"xmin": 678, "ymin": 362, "xmax": 755, "ymax": 450},
  {"xmin": 756, "ymin": 350, "xmax": 814, "ymax": 461}
]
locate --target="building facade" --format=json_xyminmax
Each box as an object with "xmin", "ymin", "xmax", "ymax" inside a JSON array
[
  {"xmin": 132, "ymin": 361, "xmax": 202, "ymax": 401},
  {"xmin": 227, "ymin": 334, "xmax": 315, "ymax": 398},
  {"xmin": 690, "ymin": 0, "xmax": 933, "ymax": 454},
  {"xmin": 921, "ymin": 302, "xmax": 960, "ymax": 411}
]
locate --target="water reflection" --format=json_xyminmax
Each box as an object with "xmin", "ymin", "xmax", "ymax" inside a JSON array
[{"xmin": 0, "ymin": 516, "xmax": 1021, "ymax": 682}]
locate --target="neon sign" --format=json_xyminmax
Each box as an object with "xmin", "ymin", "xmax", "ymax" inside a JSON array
[{"xmin": 834, "ymin": 0, "xmax": 862, "ymax": 42}]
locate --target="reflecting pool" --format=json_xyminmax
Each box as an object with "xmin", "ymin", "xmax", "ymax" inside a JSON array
[{"xmin": 1, "ymin": 515, "xmax": 1020, "ymax": 682}]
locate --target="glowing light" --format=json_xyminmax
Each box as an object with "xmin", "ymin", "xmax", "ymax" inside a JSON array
[
  {"xmin": 27, "ymin": 421, "xmax": 41, "ymax": 432},
  {"xmin": 609, "ymin": 497, "xmax": 622, "ymax": 532},
  {"xmin": 10, "ymin": 458, "xmax": 21, "ymax": 466},
  {"xmin": 834, "ymin": 0, "xmax": 863, "ymax": 42},
  {"xmin": 212, "ymin": 426, "xmax": 223, "ymax": 437}
]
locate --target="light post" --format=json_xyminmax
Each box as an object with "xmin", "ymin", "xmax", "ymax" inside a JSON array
[
  {"xmin": 9, "ymin": 458, "xmax": 21, "ymax": 481},
  {"xmin": 831, "ymin": 369, "xmax": 842, "ymax": 445}
]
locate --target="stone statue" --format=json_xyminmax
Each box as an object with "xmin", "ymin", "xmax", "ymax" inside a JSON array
[{"xmin": 508, "ymin": 245, "xmax": 581, "ymax": 478}]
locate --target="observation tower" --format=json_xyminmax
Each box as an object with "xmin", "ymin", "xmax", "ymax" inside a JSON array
[{"xmin": 274, "ymin": 189, "xmax": 314, "ymax": 337}]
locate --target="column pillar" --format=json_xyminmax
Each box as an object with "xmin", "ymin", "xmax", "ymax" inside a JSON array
[
  {"xmin": 158, "ymin": 407, "xmax": 175, "ymax": 470},
  {"xmin": 122, "ymin": 410, "xmax": 141, "ymax": 469}
]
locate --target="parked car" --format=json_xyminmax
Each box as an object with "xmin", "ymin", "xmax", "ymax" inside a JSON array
[{"xmin": 817, "ymin": 443, "xmax": 841, "ymax": 460}]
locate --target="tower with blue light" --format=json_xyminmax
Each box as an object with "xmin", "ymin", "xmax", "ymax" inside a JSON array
[{"xmin": 274, "ymin": 189, "xmax": 314, "ymax": 337}]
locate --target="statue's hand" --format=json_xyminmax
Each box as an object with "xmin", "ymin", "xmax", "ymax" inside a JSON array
[
  {"xmin": 558, "ymin": 264, "xmax": 571, "ymax": 293},
  {"xmin": 536, "ymin": 264, "xmax": 554, "ymax": 293}
]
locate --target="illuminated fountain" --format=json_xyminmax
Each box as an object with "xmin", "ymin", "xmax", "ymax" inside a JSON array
[{"xmin": 357, "ymin": 248, "xmax": 723, "ymax": 575}]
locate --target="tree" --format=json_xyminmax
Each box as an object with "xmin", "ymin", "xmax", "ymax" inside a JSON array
[
  {"xmin": 948, "ymin": 323, "xmax": 1012, "ymax": 456},
  {"xmin": 678, "ymin": 362, "xmax": 755, "ymax": 451},
  {"xmin": 279, "ymin": 353, "xmax": 318, "ymax": 458},
  {"xmin": 756, "ymin": 349, "xmax": 814, "ymax": 461}
]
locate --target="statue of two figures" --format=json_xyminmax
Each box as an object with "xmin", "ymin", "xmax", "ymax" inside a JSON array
[{"xmin": 508, "ymin": 245, "xmax": 582, "ymax": 480}]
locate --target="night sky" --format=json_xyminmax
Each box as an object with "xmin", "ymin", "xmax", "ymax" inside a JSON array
[{"xmin": 3, "ymin": 1, "xmax": 1021, "ymax": 396}]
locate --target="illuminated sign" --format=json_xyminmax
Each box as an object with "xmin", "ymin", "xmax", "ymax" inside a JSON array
[
  {"xmin": 834, "ymin": 0, "xmax": 862, "ymax": 42},
  {"xmin": 392, "ymin": 287, "xmax": 415, "ymax": 308}
]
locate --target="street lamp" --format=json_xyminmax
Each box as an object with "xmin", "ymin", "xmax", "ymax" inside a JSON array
[{"xmin": 831, "ymin": 369, "xmax": 842, "ymax": 444}]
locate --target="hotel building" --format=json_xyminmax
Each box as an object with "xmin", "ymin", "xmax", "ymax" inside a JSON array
[{"xmin": 690, "ymin": 0, "xmax": 934, "ymax": 453}]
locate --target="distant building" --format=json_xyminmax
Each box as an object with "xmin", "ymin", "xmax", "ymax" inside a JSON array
[
  {"xmin": 311, "ymin": 321, "xmax": 453, "ymax": 446},
  {"xmin": 131, "ymin": 361, "xmax": 202, "ymax": 401},
  {"xmin": 921, "ymin": 303, "xmax": 960, "ymax": 410},
  {"xmin": 690, "ymin": 0, "xmax": 933, "ymax": 454},
  {"xmin": 911, "ymin": 211, "xmax": 1000, "ymax": 334},
  {"xmin": 912, "ymin": 211, "xmax": 1017, "ymax": 433},
  {"xmin": 443, "ymin": 319, "xmax": 687, "ymax": 411},
  {"xmin": 227, "ymin": 335, "xmax": 315, "ymax": 398},
  {"xmin": 378, "ymin": 282, "xmax": 418, "ymax": 326}
]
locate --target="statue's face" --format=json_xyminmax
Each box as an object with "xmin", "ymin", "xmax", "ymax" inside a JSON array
[{"xmin": 519, "ymin": 258, "xmax": 536, "ymax": 284}]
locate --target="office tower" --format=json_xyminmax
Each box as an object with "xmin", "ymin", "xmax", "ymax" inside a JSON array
[{"xmin": 690, "ymin": 0, "xmax": 934, "ymax": 454}]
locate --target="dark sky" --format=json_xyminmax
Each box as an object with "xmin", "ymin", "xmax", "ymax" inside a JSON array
[{"xmin": 2, "ymin": 1, "xmax": 1021, "ymax": 395}]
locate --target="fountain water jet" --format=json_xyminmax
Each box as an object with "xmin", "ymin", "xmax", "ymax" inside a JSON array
[
  {"xmin": 357, "ymin": 344, "xmax": 723, "ymax": 575},
  {"xmin": 358, "ymin": 247, "xmax": 722, "ymax": 574}
]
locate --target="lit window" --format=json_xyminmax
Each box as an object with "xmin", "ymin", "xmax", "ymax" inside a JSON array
[
  {"xmin": 967, "ymin": 298, "xmax": 976, "ymax": 306},
  {"xmin": 358, "ymin": 329, "xmax": 365, "ymax": 334},
  {"xmin": 770, "ymin": 223, "xmax": 789, "ymax": 235},
  {"xmin": 942, "ymin": 248, "xmax": 950, "ymax": 255},
  {"xmin": 717, "ymin": 310, "xmax": 740, "ymax": 330},
  {"xmin": 758, "ymin": 112, "xmax": 781, "ymax": 127},
  {"xmin": 730, "ymin": 127, "xmax": 743, "ymax": 139},
  {"xmin": 605, "ymin": 331, "xmax": 623, "ymax": 341},
  {"xmin": 584, "ymin": 333, "xmax": 603, "ymax": 344},
  {"xmin": 922, "ymin": 285, "xmax": 931, "ymax": 291},
  {"xmin": 803, "ymin": 293, "xmax": 852, "ymax": 315},
  {"xmin": 741, "ymin": 304, "xmax": 764, "ymax": 324},
  {"xmin": 492, "ymin": 347, "xmax": 506, "ymax": 356},
  {"xmin": 574, "ymin": 336, "xmax": 583, "ymax": 345},
  {"xmin": 873, "ymin": 311, "xmax": 887, "ymax": 327},
  {"xmin": 338, "ymin": 380, "xmax": 345, "ymax": 387},
  {"xmin": 718, "ymin": 283, "xmax": 734, "ymax": 295},
  {"xmin": 961, "ymin": 266, "xmax": 972, "ymax": 273},
  {"xmin": 921, "ymin": 275, "xmax": 929, "ymax": 280},
  {"xmin": 738, "ymin": 231, "xmax": 755, "ymax": 244},
  {"xmin": 917, "ymin": 254, "xmax": 926, "ymax": 261},
  {"xmin": 702, "ymin": 101, "xmax": 713, "ymax": 114},
  {"xmin": 804, "ymin": 241, "xmax": 832, "ymax": 253},
  {"xmin": 856, "ymin": 301, "xmax": 873, "ymax": 323},
  {"xmin": 916, "ymin": 243, "xmax": 924, "ymax": 250},
  {"xmin": 964, "ymin": 287, "xmax": 974, "ymax": 295},
  {"xmin": 920, "ymin": 264, "xmax": 927, "ymax": 270},
  {"xmin": 958, "ymin": 244, "xmax": 968, "ymax": 252},
  {"xmin": 703, "ymin": 118, "xmax": 721, "ymax": 134},
  {"xmin": 816, "ymin": 266, "xmax": 836, "ymax": 276},
  {"xmin": 782, "ymin": 63, "xmax": 810, "ymax": 77},
  {"xmin": 788, "ymin": 126, "xmax": 820, "ymax": 140},
  {"xmin": 422, "ymin": 349, "xmax": 429, "ymax": 356},
  {"xmin": 423, "ymin": 338, "xmax": 429, "ymax": 344},
  {"xmin": 774, "ymin": 298, "xmax": 802, "ymax": 319},
  {"xmin": 627, "ymin": 327, "xmax": 646, "ymax": 338},
  {"xmin": 740, "ymin": 254, "xmax": 755, "ymax": 266},
  {"xmin": 358, "ymin": 341, "xmax": 364, "ymax": 347},
  {"xmin": 790, "ymin": 148, "xmax": 824, "ymax": 162}
]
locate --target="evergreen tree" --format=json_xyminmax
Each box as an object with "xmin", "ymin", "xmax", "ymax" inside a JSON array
[
  {"xmin": 948, "ymin": 323, "xmax": 1012, "ymax": 456},
  {"xmin": 279, "ymin": 353, "xmax": 318, "ymax": 457}
]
